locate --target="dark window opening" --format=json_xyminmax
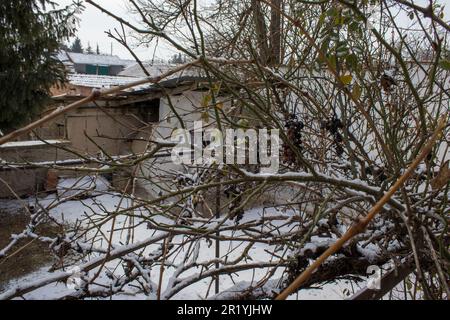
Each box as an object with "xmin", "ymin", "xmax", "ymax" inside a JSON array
[
  {"xmin": 134, "ymin": 99, "xmax": 160, "ymax": 123},
  {"xmin": 85, "ymin": 64, "xmax": 110, "ymax": 75}
]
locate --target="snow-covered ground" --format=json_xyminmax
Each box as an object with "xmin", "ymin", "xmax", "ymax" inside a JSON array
[{"xmin": 0, "ymin": 176, "xmax": 373, "ymax": 300}]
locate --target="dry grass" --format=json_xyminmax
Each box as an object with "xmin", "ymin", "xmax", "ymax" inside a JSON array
[{"xmin": 0, "ymin": 208, "xmax": 61, "ymax": 292}]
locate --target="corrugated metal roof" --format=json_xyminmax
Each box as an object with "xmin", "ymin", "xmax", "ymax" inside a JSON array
[
  {"xmin": 119, "ymin": 63, "xmax": 176, "ymax": 77},
  {"xmin": 66, "ymin": 73, "xmax": 209, "ymax": 92},
  {"xmin": 66, "ymin": 52, "xmax": 127, "ymax": 66},
  {"xmin": 119, "ymin": 62, "xmax": 201, "ymax": 79},
  {"xmin": 125, "ymin": 76, "xmax": 210, "ymax": 96},
  {"xmin": 67, "ymin": 73, "xmax": 146, "ymax": 89}
]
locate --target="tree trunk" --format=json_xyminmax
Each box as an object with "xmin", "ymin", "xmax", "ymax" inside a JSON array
[
  {"xmin": 269, "ymin": 0, "xmax": 282, "ymax": 65},
  {"xmin": 252, "ymin": 0, "xmax": 269, "ymax": 64}
]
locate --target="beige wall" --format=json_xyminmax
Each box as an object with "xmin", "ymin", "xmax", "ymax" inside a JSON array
[
  {"xmin": 62, "ymin": 107, "xmax": 151, "ymax": 156},
  {"xmin": 137, "ymin": 91, "xmax": 231, "ymax": 200},
  {"xmin": 0, "ymin": 141, "xmax": 73, "ymax": 198},
  {"xmin": 154, "ymin": 91, "xmax": 212, "ymax": 140},
  {"xmin": 0, "ymin": 168, "xmax": 48, "ymax": 198},
  {"xmin": 0, "ymin": 141, "xmax": 73, "ymax": 163}
]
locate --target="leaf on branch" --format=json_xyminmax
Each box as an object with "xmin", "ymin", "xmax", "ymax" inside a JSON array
[
  {"xmin": 345, "ymin": 53, "xmax": 358, "ymax": 71},
  {"xmin": 201, "ymin": 112, "xmax": 210, "ymax": 123},
  {"xmin": 201, "ymin": 94, "xmax": 212, "ymax": 108},
  {"xmin": 438, "ymin": 59, "xmax": 450, "ymax": 71},
  {"xmin": 237, "ymin": 119, "xmax": 249, "ymax": 128},
  {"xmin": 352, "ymin": 83, "xmax": 362, "ymax": 100},
  {"xmin": 431, "ymin": 161, "xmax": 450, "ymax": 191},
  {"xmin": 340, "ymin": 74, "xmax": 353, "ymax": 85},
  {"xmin": 212, "ymin": 83, "xmax": 222, "ymax": 95}
]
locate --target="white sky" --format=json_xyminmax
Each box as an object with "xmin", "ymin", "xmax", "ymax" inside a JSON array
[
  {"xmin": 57, "ymin": 0, "xmax": 177, "ymax": 61},
  {"xmin": 56, "ymin": 0, "xmax": 449, "ymax": 62}
]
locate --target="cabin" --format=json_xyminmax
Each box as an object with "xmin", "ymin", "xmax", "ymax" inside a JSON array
[
  {"xmin": 47, "ymin": 74, "xmax": 212, "ymax": 156},
  {"xmin": 0, "ymin": 70, "xmax": 222, "ymax": 198},
  {"xmin": 57, "ymin": 51, "xmax": 132, "ymax": 76}
]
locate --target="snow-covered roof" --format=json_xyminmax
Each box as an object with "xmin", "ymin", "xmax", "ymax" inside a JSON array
[
  {"xmin": 63, "ymin": 52, "xmax": 127, "ymax": 66},
  {"xmin": 57, "ymin": 51, "xmax": 71, "ymax": 63},
  {"xmin": 119, "ymin": 62, "xmax": 201, "ymax": 79},
  {"xmin": 67, "ymin": 74, "xmax": 146, "ymax": 89},
  {"xmin": 119, "ymin": 63, "xmax": 175, "ymax": 77},
  {"xmin": 0, "ymin": 140, "xmax": 70, "ymax": 149},
  {"xmin": 121, "ymin": 59, "xmax": 138, "ymax": 67},
  {"xmin": 57, "ymin": 51, "xmax": 75, "ymax": 72}
]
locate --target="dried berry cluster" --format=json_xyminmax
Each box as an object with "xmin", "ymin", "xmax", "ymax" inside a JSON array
[
  {"xmin": 380, "ymin": 73, "xmax": 397, "ymax": 92},
  {"xmin": 175, "ymin": 174, "xmax": 194, "ymax": 187},
  {"xmin": 224, "ymin": 184, "xmax": 244, "ymax": 222},
  {"xmin": 365, "ymin": 166, "xmax": 388, "ymax": 183},
  {"xmin": 282, "ymin": 113, "xmax": 305, "ymax": 165},
  {"xmin": 321, "ymin": 116, "xmax": 345, "ymax": 157}
]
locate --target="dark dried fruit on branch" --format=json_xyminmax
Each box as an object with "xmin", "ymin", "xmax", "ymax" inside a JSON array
[
  {"xmin": 225, "ymin": 185, "xmax": 244, "ymax": 223},
  {"xmin": 175, "ymin": 174, "xmax": 194, "ymax": 187},
  {"xmin": 224, "ymin": 185, "xmax": 242, "ymax": 198},
  {"xmin": 335, "ymin": 144, "xmax": 344, "ymax": 157},
  {"xmin": 282, "ymin": 113, "xmax": 305, "ymax": 165},
  {"xmin": 323, "ymin": 116, "xmax": 345, "ymax": 158},
  {"xmin": 380, "ymin": 73, "xmax": 397, "ymax": 92},
  {"xmin": 323, "ymin": 116, "xmax": 343, "ymax": 134},
  {"xmin": 365, "ymin": 166, "xmax": 387, "ymax": 183}
]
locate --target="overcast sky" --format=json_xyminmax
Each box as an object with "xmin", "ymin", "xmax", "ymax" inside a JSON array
[
  {"xmin": 57, "ymin": 0, "xmax": 177, "ymax": 61},
  {"xmin": 57, "ymin": 0, "xmax": 449, "ymax": 62}
]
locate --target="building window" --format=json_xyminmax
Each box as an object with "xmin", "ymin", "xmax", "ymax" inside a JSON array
[
  {"xmin": 135, "ymin": 99, "xmax": 160, "ymax": 123},
  {"xmin": 86, "ymin": 64, "xmax": 110, "ymax": 75}
]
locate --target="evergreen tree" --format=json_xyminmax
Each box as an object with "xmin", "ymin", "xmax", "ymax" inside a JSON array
[
  {"xmin": 169, "ymin": 53, "xmax": 186, "ymax": 64},
  {"xmin": 96, "ymin": 43, "xmax": 100, "ymax": 55},
  {"xmin": 60, "ymin": 43, "xmax": 70, "ymax": 51},
  {"xmin": 86, "ymin": 41, "xmax": 94, "ymax": 54},
  {"xmin": 70, "ymin": 37, "xmax": 83, "ymax": 53},
  {"xmin": 0, "ymin": 0, "xmax": 80, "ymax": 131}
]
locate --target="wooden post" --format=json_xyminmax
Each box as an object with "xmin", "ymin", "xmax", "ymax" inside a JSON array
[{"xmin": 215, "ymin": 183, "xmax": 221, "ymax": 294}]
